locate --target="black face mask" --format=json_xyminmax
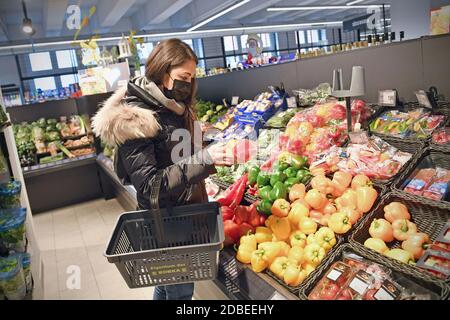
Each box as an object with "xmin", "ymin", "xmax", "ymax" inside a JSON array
[{"xmin": 163, "ymin": 76, "xmax": 192, "ymax": 102}]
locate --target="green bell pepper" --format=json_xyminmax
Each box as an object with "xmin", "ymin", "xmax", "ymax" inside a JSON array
[
  {"xmin": 297, "ymin": 169, "xmax": 312, "ymax": 184},
  {"xmin": 270, "ymin": 182, "xmax": 287, "ymax": 202},
  {"xmin": 284, "ymin": 167, "xmax": 298, "ymax": 178},
  {"xmin": 258, "ymin": 185, "xmax": 273, "ymax": 200},
  {"xmin": 257, "ymin": 172, "xmax": 270, "ymax": 188},
  {"xmin": 290, "ymin": 155, "xmax": 308, "ymax": 170},
  {"xmin": 257, "ymin": 199, "xmax": 273, "ymax": 216},
  {"xmin": 248, "ymin": 166, "xmax": 261, "ymax": 185},
  {"xmin": 270, "ymin": 172, "xmax": 287, "ymax": 187},
  {"xmin": 273, "ymin": 161, "xmax": 289, "ymax": 172},
  {"xmin": 284, "ymin": 177, "xmax": 301, "ymax": 189}
]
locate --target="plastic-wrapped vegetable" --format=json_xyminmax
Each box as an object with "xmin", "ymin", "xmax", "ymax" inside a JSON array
[
  {"xmin": 265, "ymin": 108, "xmax": 302, "ymax": 128},
  {"xmin": 0, "ymin": 207, "xmax": 26, "ymax": 252},
  {"xmin": 0, "ymin": 254, "xmax": 26, "ymax": 300},
  {"xmin": 293, "ymin": 83, "xmax": 332, "ymax": 106},
  {"xmin": 31, "ymin": 126, "xmax": 45, "ymax": 141},
  {"xmin": 20, "ymin": 253, "xmax": 32, "ymax": 293},
  {"xmin": 0, "ymin": 181, "xmax": 21, "ymax": 209}
]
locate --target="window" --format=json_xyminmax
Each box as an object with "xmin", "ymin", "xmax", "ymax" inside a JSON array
[
  {"xmin": 224, "ymin": 36, "xmax": 238, "ymax": 52},
  {"xmin": 29, "ymin": 52, "xmax": 52, "ymax": 72},
  {"xmin": 311, "ymin": 30, "xmax": 320, "ymax": 43},
  {"xmin": 240, "ymin": 35, "xmax": 248, "ymax": 50},
  {"xmin": 297, "ymin": 31, "xmax": 306, "ymax": 45},
  {"xmin": 56, "ymin": 50, "xmax": 78, "ymax": 69},
  {"xmin": 259, "ymin": 33, "xmax": 271, "ymax": 48},
  {"xmin": 138, "ymin": 42, "xmax": 154, "ymax": 60},
  {"xmin": 60, "ymin": 74, "xmax": 78, "ymax": 88},
  {"xmin": 320, "ymin": 29, "xmax": 327, "ymax": 41},
  {"xmin": 226, "ymin": 56, "xmax": 240, "ymax": 68},
  {"xmin": 183, "ymin": 39, "xmax": 194, "ymax": 49},
  {"xmin": 34, "ymin": 77, "xmax": 56, "ymax": 91}
]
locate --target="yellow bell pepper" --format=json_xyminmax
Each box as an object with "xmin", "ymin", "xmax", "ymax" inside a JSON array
[
  {"xmin": 288, "ymin": 246, "xmax": 305, "ymax": 265},
  {"xmin": 298, "ymin": 217, "xmax": 318, "ymax": 235},
  {"xmin": 384, "ymin": 248, "xmax": 415, "ymax": 264},
  {"xmin": 288, "ymin": 203, "xmax": 309, "ymax": 229},
  {"xmin": 304, "ymin": 243, "xmax": 326, "ymax": 266},
  {"xmin": 255, "ymin": 227, "xmax": 272, "ymax": 244},
  {"xmin": 236, "ymin": 244, "xmax": 255, "ymax": 264},
  {"xmin": 302, "ymin": 263, "xmax": 316, "ymax": 276},
  {"xmin": 315, "ymin": 227, "xmax": 337, "ymax": 252},
  {"xmin": 276, "ymin": 241, "xmax": 291, "ymax": 257},
  {"xmin": 364, "ymin": 238, "xmax": 389, "ymax": 254},
  {"xmin": 258, "ymin": 242, "xmax": 283, "ymax": 264},
  {"xmin": 250, "ymin": 250, "xmax": 270, "ymax": 272},
  {"xmin": 239, "ymin": 234, "xmax": 257, "ymax": 249},
  {"xmin": 289, "ymin": 231, "xmax": 307, "ymax": 248},
  {"xmin": 328, "ymin": 212, "xmax": 352, "ymax": 234},
  {"xmin": 265, "ymin": 215, "xmax": 278, "ymax": 228},
  {"xmin": 335, "ymin": 189, "xmax": 358, "ymax": 210},
  {"xmin": 270, "ymin": 217, "xmax": 291, "ymax": 242},
  {"xmin": 306, "ymin": 233, "xmax": 317, "ymax": 245},
  {"xmin": 284, "ymin": 263, "xmax": 307, "ymax": 286},
  {"xmin": 269, "ymin": 256, "xmax": 289, "ymax": 280}
]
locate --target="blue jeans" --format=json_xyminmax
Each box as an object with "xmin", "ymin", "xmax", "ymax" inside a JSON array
[{"xmin": 153, "ymin": 283, "xmax": 194, "ymax": 300}]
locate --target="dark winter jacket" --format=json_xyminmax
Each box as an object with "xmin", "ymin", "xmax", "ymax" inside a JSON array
[{"xmin": 92, "ymin": 76, "xmax": 215, "ymax": 210}]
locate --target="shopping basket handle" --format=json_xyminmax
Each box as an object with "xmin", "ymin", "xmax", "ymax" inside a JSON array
[{"xmin": 150, "ymin": 170, "xmax": 166, "ymax": 247}]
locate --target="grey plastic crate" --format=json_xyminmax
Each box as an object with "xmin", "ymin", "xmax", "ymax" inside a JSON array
[{"xmin": 105, "ymin": 202, "xmax": 224, "ymax": 288}]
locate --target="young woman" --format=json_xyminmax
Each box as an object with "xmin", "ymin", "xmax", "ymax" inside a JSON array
[{"xmin": 92, "ymin": 39, "xmax": 230, "ymax": 300}]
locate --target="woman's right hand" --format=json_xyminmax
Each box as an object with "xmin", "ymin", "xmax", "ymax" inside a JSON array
[{"xmin": 204, "ymin": 142, "xmax": 235, "ymax": 166}]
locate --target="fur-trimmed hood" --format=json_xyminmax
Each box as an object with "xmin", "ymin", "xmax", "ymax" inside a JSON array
[{"xmin": 92, "ymin": 77, "xmax": 186, "ymax": 146}]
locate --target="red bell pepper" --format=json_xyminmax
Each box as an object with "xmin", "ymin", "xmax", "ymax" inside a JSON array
[
  {"xmin": 239, "ymin": 222, "xmax": 255, "ymax": 238},
  {"xmin": 224, "ymin": 220, "xmax": 241, "ymax": 246},
  {"xmin": 221, "ymin": 206, "xmax": 234, "ymax": 221},
  {"xmin": 246, "ymin": 204, "xmax": 262, "ymax": 228},
  {"xmin": 234, "ymin": 205, "xmax": 249, "ymax": 225}
]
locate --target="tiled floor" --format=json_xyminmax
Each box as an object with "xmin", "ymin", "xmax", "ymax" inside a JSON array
[{"xmin": 33, "ymin": 198, "xmax": 154, "ymax": 300}]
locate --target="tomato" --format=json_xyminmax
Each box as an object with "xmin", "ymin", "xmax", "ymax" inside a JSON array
[
  {"xmin": 305, "ymin": 189, "xmax": 327, "ymax": 210},
  {"xmin": 337, "ymin": 288, "xmax": 353, "ymax": 300},
  {"xmin": 369, "ymin": 218, "xmax": 394, "ymax": 242},
  {"xmin": 320, "ymin": 282, "xmax": 340, "ymax": 300}
]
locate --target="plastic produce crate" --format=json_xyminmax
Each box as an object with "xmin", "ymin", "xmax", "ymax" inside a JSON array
[
  {"xmin": 392, "ymin": 146, "xmax": 450, "ymax": 210},
  {"xmin": 350, "ymin": 191, "xmax": 449, "ymax": 283},
  {"xmin": 299, "ymin": 244, "xmax": 449, "ymax": 300}
]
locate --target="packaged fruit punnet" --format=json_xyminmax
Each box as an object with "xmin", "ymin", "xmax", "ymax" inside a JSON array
[
  {"xmin": 0, "ymin": 181, "xmax": 21, "ymax": 209},
  {"xmin": 0, "ymin": 207, "xmax": 27, "ymax": 252},
  {"xmin": 308, "ymin": 261, "xmax": 354, "ymax": 300},
  {"xmin": 0, "ymin": 254, "xmax": 27, "ymax": 300}
]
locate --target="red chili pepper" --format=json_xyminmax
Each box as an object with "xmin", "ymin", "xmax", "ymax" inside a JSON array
[
  {"xmin": 228, "ymin": 174, "xmax": 248, "ymax": 210},
  {"xmin": 246, "ymin": 204, "xmax": 262, "ymax": 227},
  {"xmin": 216, "ymin": 176, "xmax": 244, "ymax": 207},
  {"xmin": 233, "ymin": 205, "xmax": 249, "ymax": 225}
]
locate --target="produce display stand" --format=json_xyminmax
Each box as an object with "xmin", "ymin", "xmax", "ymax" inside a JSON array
[
  {"xmin": 5, "ymin": 95, "xmax": 111, "ymax": 214},
  {"xmin": 0, "ymin": 111, "xmax": 43, "ymax": 299}
]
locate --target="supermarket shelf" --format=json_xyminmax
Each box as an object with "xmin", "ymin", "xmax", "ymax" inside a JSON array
[{"xmin": 22, "ymin": 153, "xmax": 97, "ymax": 178}]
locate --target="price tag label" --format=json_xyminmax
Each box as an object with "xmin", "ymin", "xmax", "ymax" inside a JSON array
[
  {"xmin": 378, "ymin": 90, "xmax": 397, "ymax": 107},
  {"xmin": 269, "ymin": 291, "xmax": 287, "ymax": 300},
  {"xmin": 326, "ymin": 269, "xmax": 342, "ymax": 281},
  {"xmin": 287, "ymin": 96, "xmax": 297, "ymax": 109},
  {"xmin": 415, "ymin": 90, "xmax": 433, "ymax": 109},
  {"xmin": 374, "ymin": 287, "xmax": 395, "ymax": 300},
  {"xmin": 349, "ymin": 277, "xmax": 369, "ymax": 295},
  {"xmin": 231, "ymin": 96, "xmax": 240, "ymax": 106}
]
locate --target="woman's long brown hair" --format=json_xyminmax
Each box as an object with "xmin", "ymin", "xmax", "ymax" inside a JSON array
[{"xmin": 145, "ymin": 39, "xmax": 198, "ymax": 136}]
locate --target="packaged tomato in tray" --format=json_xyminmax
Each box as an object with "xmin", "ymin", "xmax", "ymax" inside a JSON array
[
  {"xmin": 308, "ymin": 262, "xmax": 354, "ymax": 300},
  {"xmin": 422, "ymin": 167, "xmax": 450, "ymax": 201},
  {"xmin": 404, "ymin": 168, "xmax": 436, "ymax": 196}
]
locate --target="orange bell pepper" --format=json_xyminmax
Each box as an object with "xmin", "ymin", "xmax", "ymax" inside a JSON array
[
  {"xmin": 333, "ymin": 171, "xmax": 353, "ymax": 188},
  {"xmin": 269, "ymin": 217, "xmax": 291, "ymax": 242},
  {"xmin": 351, "ymin": 174, "xmax": 371, "ymax": 190},
  {"xmin": 305, "ymin": 189, "xmax": 327, "ymax": 210},
  {"xmin": 311, "ymin": 175, "xmax": 334, "ymax": 195},
  {"xmin": 335, "ymin": 189, "xmax": 357, "ymax": 210},
  {"xmin": 289, "ymin": 183, "xmax": 306, "ymax": 202},
  {"xmin": 271, "ymin": 199, "xmax": 291, "ymax": 217},
  {"xmin": 356, "ymin": 186, "xmax": 378, "ymax": 213},
  {"xmin": 401, "ymin": 232, "xmax": 430, "ymax": 260},
  {"xmin": 392, "ymin": 219, "xmax": 417, "ymax": 241},
  {"xmin": 384, "ymin": 202, "xmax": 411, "ymax": 223}
]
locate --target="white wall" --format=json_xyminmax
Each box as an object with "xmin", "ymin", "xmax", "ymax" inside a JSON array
[{"xmin": 0, "ymin": 55, "xmax": 20, "ymax": 87}]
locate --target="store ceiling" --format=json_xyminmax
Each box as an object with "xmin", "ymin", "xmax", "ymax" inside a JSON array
[{"xmin": 0, "ymin": 0, "xmax": 391, "ymax": 46}]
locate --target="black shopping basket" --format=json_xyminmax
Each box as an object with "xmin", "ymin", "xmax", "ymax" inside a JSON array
[{"xmin": 104, "ymin": 172, "xmax": 225, "ymax": 288}]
